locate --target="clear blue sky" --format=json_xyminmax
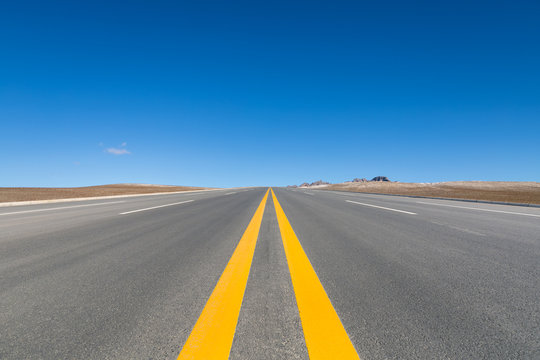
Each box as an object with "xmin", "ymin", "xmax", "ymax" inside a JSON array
[{"xmin": 1, "ymin": 1, "xmax": 539, "ymax": 187}]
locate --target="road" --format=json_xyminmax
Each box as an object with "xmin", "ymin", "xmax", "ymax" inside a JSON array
[{"xmin": 1, "ymin": 187, "xmax": 539, "ymax": 359}]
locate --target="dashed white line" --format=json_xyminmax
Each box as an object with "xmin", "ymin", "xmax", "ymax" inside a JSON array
[
  {"xmin": 119, "ymin": 200, "xmax": 194, "ymax": 215},
  {"xmin": 346, "ymin": 200, "xmax": 417, "ymax": 215},
  {"xmin": 416, "ymin": 201, "xmax": 540, "ymax": 218},
  {"xmin": 225, "ymin": 192, "xmax": 237, "ymax": 195},
  {"xmin": 0, "ymin": 201, "xmax": 126, "ymax": 216},
  {"xmin": 429, "ymin": 220, "xmax": 486, "ymax": 236}
]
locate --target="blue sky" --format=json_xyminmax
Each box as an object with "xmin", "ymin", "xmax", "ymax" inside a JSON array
[{"xmin": 1, "ymin": 0, "xmax": 539, "ymax": 187}]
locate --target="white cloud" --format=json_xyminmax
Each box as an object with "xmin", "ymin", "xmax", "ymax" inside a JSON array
[
  {"xmin": 106, "ymin": 147, "xmax": 131, "ymax": 155},
  {"xmin": 121, "ymin": 142, "xmax": 127, "ymax": 147}
]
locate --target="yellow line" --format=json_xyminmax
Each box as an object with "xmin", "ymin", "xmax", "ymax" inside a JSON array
[
  {"xmin": 177, "ymin": 189, "xmax": 269, "ymax": 360},
  {"xmin": 271, "ymin": 189, "xmax": 361, "ymax": 360}
]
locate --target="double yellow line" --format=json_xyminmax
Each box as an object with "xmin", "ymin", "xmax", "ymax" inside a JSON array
[{"xmin": 177, "ymin": 188, "xmax": 360, "ymax": 360}]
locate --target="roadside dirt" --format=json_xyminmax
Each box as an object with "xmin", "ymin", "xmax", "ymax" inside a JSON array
[
  {"xmin": 0, "ymin": 184, "xmax": 208, "ymax": 203},
  {"xmin": 322, "ymin": 181, "xmax": 540, "ymax": 205}
]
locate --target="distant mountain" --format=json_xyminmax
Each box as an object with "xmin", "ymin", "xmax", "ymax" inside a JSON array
[
  {"xmin": 298, "ymin": 180, "xmax": 331, "ymax": 188},
  {"xmin": 311, "ymin": 180, "xmax": 331, "ymax": 186},
  {"xmin": 292, "ymin": 176, "xmax": 391, "ymax": 188}
]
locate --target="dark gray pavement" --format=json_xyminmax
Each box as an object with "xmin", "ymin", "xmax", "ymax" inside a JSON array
[
  {"xmin": 1, "ymin": 186, "xmax": 539, "ymax": 359},
  {"xmin": 1, "ymin": 188, "xmax": 265, "ymax": 359},
  {"xmin": 276, "ymin": 187, "xmax": 540, "ymax": 359},
  {"xmin": 230, "ymin": 196, "xmax": 308, "ymax": 360}
]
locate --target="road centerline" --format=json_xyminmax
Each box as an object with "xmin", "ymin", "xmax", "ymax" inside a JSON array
[
  {"xmin": 272, "ymin": 189, "xmax": 361, "ymax": 359},
  {"xmin": 176, "ymin": 189, "xmax": 269, "ymax": 360},
  {"xmin": 119, "ymin": 200, "xmax": 194, "ymax": 215},
  {"xmin": 346, "ymin": 200, "xmax": 417, "ymax": 215}
]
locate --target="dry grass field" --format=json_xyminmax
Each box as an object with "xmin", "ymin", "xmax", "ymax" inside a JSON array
[
  {"xmin": 0, "ymin": 184, "xmax": 207, "ymax": 203},
  {"xmin": 323, "ymin": 181, "xmax": 540, "ymax": 205}
]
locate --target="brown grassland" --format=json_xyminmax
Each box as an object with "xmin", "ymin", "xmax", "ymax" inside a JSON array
[
  {"xmin": 0, "ymin": 184, "xmax": 207, "ymax": 203},
  {"xmin": 323, "ymin": 181, "xmax": 540, "ymax": 205}
]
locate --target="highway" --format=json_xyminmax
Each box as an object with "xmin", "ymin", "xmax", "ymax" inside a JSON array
[{"xmin": 1, "ymin": 187, "xmax": 539, "ymax": 359}]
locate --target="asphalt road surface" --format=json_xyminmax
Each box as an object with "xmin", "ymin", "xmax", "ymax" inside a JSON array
[{"xmin": 1, "ymin": 187, "xmax": 539, "ymax": 359}]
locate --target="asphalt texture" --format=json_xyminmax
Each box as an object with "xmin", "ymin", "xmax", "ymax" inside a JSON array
[{"xmin": 1, "ymin": 187, "xmax": 539, "ymax": 359}]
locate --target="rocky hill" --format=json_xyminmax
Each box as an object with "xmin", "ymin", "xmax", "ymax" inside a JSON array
[
  {"xmin": 298, "ymin": 180, "xmax": 331, "ymax": 188},
  {"xmin": 290, "ymin": 176, "xmax": 391, "ymax": 188}
]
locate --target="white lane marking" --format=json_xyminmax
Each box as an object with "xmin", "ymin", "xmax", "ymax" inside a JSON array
[
  {"xmin": 303, "ymin": 192, "xmax": 315, "ymax": 195},
  {"xmin": 429, "ymin": 220, "xmax": 486, "ymax": 236},
  {"xmin": 0, "ymin": 188, "xmax": 219, "ymax": 208},
  {"xmin": 346, "ymin": 200, "xmax": 417, "ymax": 215},
  {"xmin": 417, "ymin": 201, "xmax": 540, "ymax": 218},
  {"xmin": 225, "ymin": 192, "xmax": 237, "ymax": 195},
  {"xmin": 0, "ymin": 201, "xmax": 125, "ymax": 216},
  {"xmin": 119, "ymin": 200, "xmax": 194, "ymax": 215}
]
